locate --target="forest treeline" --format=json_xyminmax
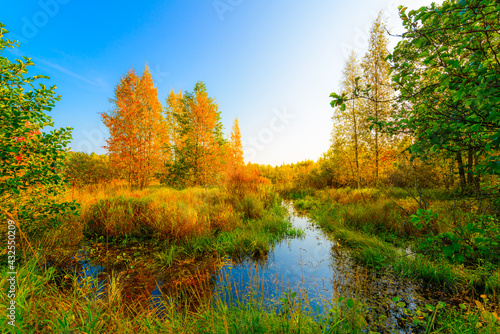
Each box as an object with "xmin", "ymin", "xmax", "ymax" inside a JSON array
[
  {"xmin": 64, "ymin": 0, "xmax": 500, "ymax": 200},
  {"xmin": 257, "ymin": 3, "xmax": 499, "ymax": 196},
  {"xmin": 66, "ymin": 71, "xmax": 265, "ymax": 190}
]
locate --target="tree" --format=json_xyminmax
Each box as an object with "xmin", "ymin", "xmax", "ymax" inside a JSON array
[
  {"xmin": 64, "ymin": 152, "xmax": 117, "ymax": 188},
  {"xmin": 163, "ymin": 89, "xmax": 187, "ymax": 186},
  {"xmin": 228, "ymin": 118, "xmax": 244, "ymax": 171},
  {"xmin": 0, "ymin": 23, "xmax": 77, "ymax": 236},
  {"xmin": 332, "ymin": 50, "xmax": 365, "ymax": 189},
  {"xmin": 163, "ymin": 81, "xmax": 225, "ymax": 187},
  {"xmin": 361, "ymin": 12, "xmax": 393, "ymax": 185},
  {"xmin": 102, "ymin": 65, "xmax": 167, "ymax": 189},
  {"xmin": 386, "ymin": 0, "xmax": 500, "ymax": 192},
  {"xmin": 188, "ymin": 82, "xmax": 223, "ymax": 185},
  {"xmin": 138, "ymin": 65, "xmax": 169, "ymax": 185},
  {"xmin": 330, "ymin": 15, "xmax": 395, "ymax": 187}
]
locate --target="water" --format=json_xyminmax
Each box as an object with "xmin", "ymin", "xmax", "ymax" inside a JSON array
[
  {"xmin": 213, "ymin": 205, "xmax": 424, "ymax": 332},
  {"xmin": 70, "ymin": 204, "xmax": 427, "ymax": 332}
]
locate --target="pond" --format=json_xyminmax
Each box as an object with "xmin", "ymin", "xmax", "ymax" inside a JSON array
[
  {"xmin": 212, "ymin": 204, "xmax": 425, "ymax": 332},
  {"xmin": 70, "ymin": 203, "xmax": 429, "ymax": 333}
]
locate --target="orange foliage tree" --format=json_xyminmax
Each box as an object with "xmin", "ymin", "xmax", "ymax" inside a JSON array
[
  {"xmin": 163, "ymin": 82, "xmax": 225, "ymax": 187},
  {"xmin": 101, "ymin": 65, "xmax": 167, "ymax": 188},
  {"xmin": 227, "ymin": 118, "xmax": 244, "ymax": 173}
]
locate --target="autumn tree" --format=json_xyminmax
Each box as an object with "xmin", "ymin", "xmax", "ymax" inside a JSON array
[
  {"xmin": 139, "ymin": 66, "xmax": 169, "ymax": 184},
  {"xmin": 101, "ymin": 65, "xmax": 167, "ymax": 189},
  {"xmin": 331, "ymin": 50, "xmax": 365, "ymax": 189},
  {"xmin": 330, "ymin": 15, "xmax": 395, "ymax": 187},
  {"xmin": 228, "ymin": 118, "xmax": 244, "ymax": 172},
  {"xmin": 164, "ymin": 90, "xmax": 184, "ymax": 159},
  {"xmin": 163, "ymin": 81, "xmax": 225, "ymax": 187},
  {"xmin": 361, "ymin": 13, "xmax": 393, "ymax": 185}
]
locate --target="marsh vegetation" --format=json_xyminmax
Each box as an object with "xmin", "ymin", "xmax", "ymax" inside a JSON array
[{"xmin": 2, "ymin": 0, "xmax": 500, "ymax": 333}]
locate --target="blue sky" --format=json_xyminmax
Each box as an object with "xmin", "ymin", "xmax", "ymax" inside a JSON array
[{"xmin": 2, "ymin": 0, "xmax": 438, "ymax": 166}]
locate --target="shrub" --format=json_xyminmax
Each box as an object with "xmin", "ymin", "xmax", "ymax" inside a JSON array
[
  {"xmin": 0, "ymin": 23, "xmax": 78, "ymax": 237},
  {"xmin": 238, "ymin": 193, "xmax": 265, "ymax": 220}
]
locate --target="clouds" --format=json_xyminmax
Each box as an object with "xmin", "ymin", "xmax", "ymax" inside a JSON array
[{"xmin": 37, "ymin": 58, "xmax": 107, "ymax": 89}]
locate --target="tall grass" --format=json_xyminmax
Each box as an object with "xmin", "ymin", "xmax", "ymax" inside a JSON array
[
  {"xmin": 2, "ymin": 255, "xmax": 497, "ymax": 333},
  {"xmin": 303, "ymin": 187, "xmax": 500, "ymax": 300},
  {"xmin": 0, "ymin": 256, "xmax": 369, "ymax": 333},
  {"xmin": 82, "ymin": 187, "xmax": 236, "ymax": 240}
]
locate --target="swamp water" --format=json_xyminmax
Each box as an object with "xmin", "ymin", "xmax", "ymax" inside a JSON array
[{"xmin": 69, "ymin": 204, "xmax": 432, "ymax": 333}]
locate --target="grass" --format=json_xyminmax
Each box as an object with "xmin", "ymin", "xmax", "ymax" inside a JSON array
[
  {"xmin": 296, "ymin": 187, "xmax": 500, "ymax": 301},
  {"xmin": 393, "ymin": 254, "xmax": 460, "ymax": 287},
  {"xmin": 1, "ymin": 255, "xmax": 498, "ymax": 333},
  {"xmin": 82, "ymin": 187, "xmax": 239, "ymax": 240},
  {"xmin": 1, "ymin": 183, "xmax": 498, "ymax": 333}
]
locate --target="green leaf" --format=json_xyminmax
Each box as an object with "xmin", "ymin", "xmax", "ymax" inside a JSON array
[{"xmin": 346, "ymin": 298, "xmax": 355, "ymax": 309}]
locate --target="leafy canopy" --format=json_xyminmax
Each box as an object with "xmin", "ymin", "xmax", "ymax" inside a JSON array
[
  {"xmin": 387, "ymin": 0, "xmax": 500, "ymax": 176},
  {"xmin": 0, "ymin": 23, "xmax": 77, "ymax": 235}
]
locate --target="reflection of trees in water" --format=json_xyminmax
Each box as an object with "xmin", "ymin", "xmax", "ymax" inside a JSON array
[
  {"xmin": 328, "ymin": 244, "xmax": 370, "ymax": 299},
  {"xmin": 327, "ymin": 243, "xmax": 423, "ymax": 333},
  {"xmin": 227, "ymin": 251, "xmax": 272, "ymax": 267},
  {"xmin": 152, "ymin": 256, "xmax": 224, "ymax": 313}
]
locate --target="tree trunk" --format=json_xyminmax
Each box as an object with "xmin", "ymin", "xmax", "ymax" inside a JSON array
[
  {"xmin": 374, "ymin": 78, "xmax": 379, "ymax": 186},
  {"xmin": 372, "ymin": 61, "xmax": 380, "ymax": 187},
  {"xmin": 473, "ymin": 153, "xmax": 480, "ymax": 192},
  {"xmin": 456, "ymin": 152, "xmax": 466, "ymax": 190},
  {"xmin": 447, "ymin": 157, "xmax": 454, "ymax": 189},
  {"xmin": 352, "ymin": 98, "xmax": 360, "ymax": 189},
  {"xmin": 467, "ymin": 148, "xmax": 474, "ymax": 188}
]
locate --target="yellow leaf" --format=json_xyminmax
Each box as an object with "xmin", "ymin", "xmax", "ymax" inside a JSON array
[{"xmin": 481, "ymin": 311, "xmax": 495, "ymax": 323}]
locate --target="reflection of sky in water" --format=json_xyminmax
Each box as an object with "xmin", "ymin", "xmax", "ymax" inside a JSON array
[
  {"xmin": 72, "ymin": 206, "xmax": 424, "ymax": 333},
  {"xmin": 150, "ymin": 280, "xmax": 166, "ymax": 317},
  {"xmin": 75, "ymin": 250, "xmax": 105, "ymax": 297},
  {"xmin": 213, "ymin": 210, "xmax": 423, "ymax": 332},
  {"xmin": 215, "ymin": 214, "xmax": 337, "ymax": 312}
]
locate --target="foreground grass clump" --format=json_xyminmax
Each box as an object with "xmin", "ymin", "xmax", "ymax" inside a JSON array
[{"xmin": 80, "ymin": 185, "xmax": 298, "ymax": 261}]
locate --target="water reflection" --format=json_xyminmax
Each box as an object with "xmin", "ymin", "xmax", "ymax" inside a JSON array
[
  {"xmin": 70, "ymin": 250, "xmax": 107, "ymax": 300},
  {"xmin": 213, "ymin": 206, "xmax": 423, "ymax": 332},
  {"xmin": 68, "ymin": 205, "xmax": 425, "ymax": 332}
]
